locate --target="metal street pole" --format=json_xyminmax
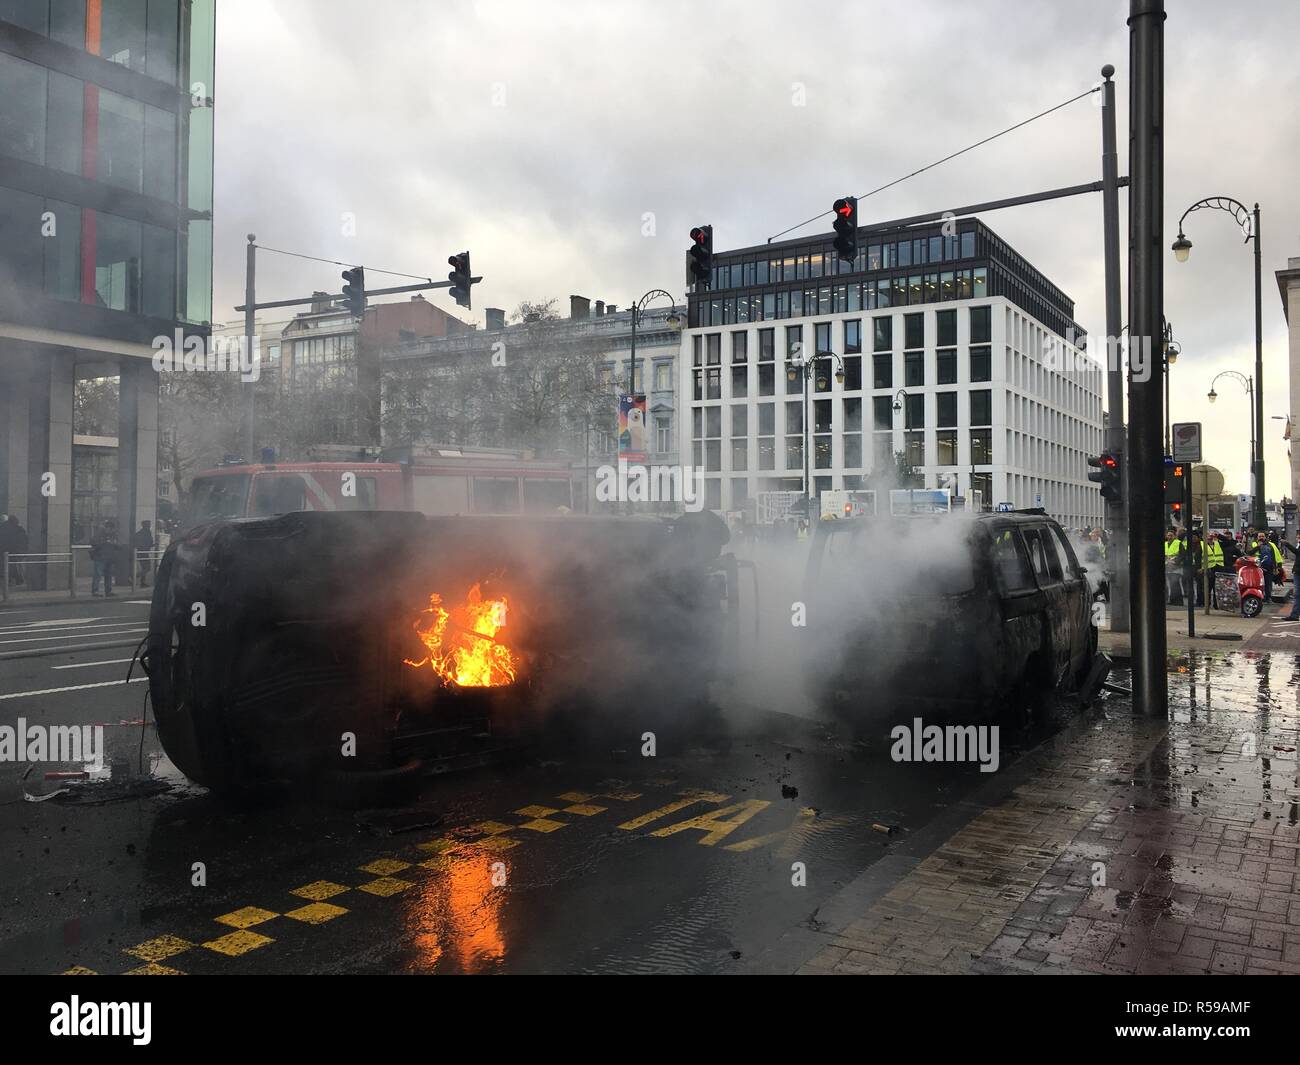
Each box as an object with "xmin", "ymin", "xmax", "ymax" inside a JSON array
[
  {"xmin": 1101, "ymin": 64, "xmax": 1130, "ymax": 632},
  {"xmin": 1127, "ymin": 0, "xmax": 1167, "ymax": 717},
  {"xmin": 803, "ymin": 359, "xmax": 811, "ymax": 512},
  {"xmin": 242, "ymin": 234, "xmax": 256, "ymax": 460},
  {"xmin": 1183, "ymin": 474, "xmax": 1195, "ymax": 637},
  {"xmin": 1252, "ymin": 204, "xmax": 1264, "ymax": 528},
  {"xmin": 628, "ymin": 306, "xmax": 638, "ymax": 396}
]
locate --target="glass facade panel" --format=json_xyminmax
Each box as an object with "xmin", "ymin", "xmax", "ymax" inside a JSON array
[{"xmin": 0, "ymin": 51, "xmax": 46, "ymax": 164}]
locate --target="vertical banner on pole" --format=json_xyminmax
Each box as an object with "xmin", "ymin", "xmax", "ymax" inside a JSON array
[{"xmin": 618, "ymin": 394, "xmax": 647, "ymax": 464}]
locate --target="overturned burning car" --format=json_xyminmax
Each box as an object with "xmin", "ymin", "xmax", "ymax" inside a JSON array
[
  {"xmin": 801, "ymin": 509, "xmax": 1098, "ymax": 724},
  {"xmin": 142, "ymin": 510, "xmax": 738, "ymax": 800}
]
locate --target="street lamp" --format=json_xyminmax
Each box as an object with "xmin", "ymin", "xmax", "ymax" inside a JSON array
[
  {"xmin": 787, "ymin": 350, "xmax": 845, "ymax": 513},
  {"xmin": 1161, "ymin": 321, "xmax": 1180, "ymax": 455},
  {"xmin": 1173, "ymin": 196, "xmax": 1264, "ymax": 527},
  {"xmin": 1207, "ymin": 369, "xmax": 1256, "ymax": 507},
  {"xmin": 627, "ymin": 288, "xmax": 681, "ymax": 396}
]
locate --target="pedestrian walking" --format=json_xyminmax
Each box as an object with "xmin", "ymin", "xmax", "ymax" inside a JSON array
[
  {"xmin": 132, "ymin": 520, "xmax": 155, "ymax": 587},
  {"xmin": 90, "ymin": 519, "xmax": 118, "ymax": 597},
  {"xmin": 1, "ymin": 514, "xmax": 28, "ymax": 586}
]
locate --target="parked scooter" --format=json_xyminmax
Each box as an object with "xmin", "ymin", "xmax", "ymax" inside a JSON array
[{"xmin": 1234, "ymin": 554, "xmax": 1266, "ymax": 618}]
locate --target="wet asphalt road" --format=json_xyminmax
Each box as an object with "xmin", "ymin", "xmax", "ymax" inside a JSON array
[{"xmin": 0, "ymin": 596, "xmax": 1073, "ymax": 975}]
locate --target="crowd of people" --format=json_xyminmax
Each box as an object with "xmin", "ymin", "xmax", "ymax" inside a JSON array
[
  {"xmin": 0, "ymin": 514, "xmax": 172, "ymax": 595},
  {"xmin": 1159, "ymin": 526, "xmax": 1294, "ymax": 610}
]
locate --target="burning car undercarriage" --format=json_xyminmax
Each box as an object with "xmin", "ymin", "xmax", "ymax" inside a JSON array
[{"xmin": 142, "ymin": 510, "xmax": 738, "ymax": 803}]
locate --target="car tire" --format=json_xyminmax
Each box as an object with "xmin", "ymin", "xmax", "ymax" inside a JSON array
[{"xmin": 322, "ymin": 759, "xmax": 424, "ymax": 809}]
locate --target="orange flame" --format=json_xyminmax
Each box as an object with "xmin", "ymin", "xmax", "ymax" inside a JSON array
[{"xmin": 404, "ymin": 583, "xmax": 517, "ymax": 688}]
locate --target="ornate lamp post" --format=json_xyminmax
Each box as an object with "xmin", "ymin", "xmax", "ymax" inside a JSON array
[
  {"xmin": 787, "ymin": 350, "xmax": 845, "ymax": 513},
  {"xmin": 1207, "ymin": 369, "xmax": 1256, "ymax": 509},
  {"xmin": 1173, "ymin": 196, "xmax": 1264, "ymax": 526}
]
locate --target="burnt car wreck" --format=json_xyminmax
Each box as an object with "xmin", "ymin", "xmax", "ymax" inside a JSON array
[
  {"xmin": 801, "ymin": 510, "xmax": 1101, "ymax": 725},
  {"xmin": 142, "ymin": 510, "xmax": 739, "ymax": 802}
]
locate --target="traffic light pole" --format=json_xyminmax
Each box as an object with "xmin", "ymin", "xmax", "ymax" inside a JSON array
[
  {"xmin": 1100, "ymin": 66, "xmax": 1129, "ymax": 633},
  {"xmin": 1183, "ymin": 474, "xmax": 1195, "ymax": 638},
  {"xmin": 242, "ymin": 234, "xmax": 256, "ymax": 460},
  {"xmin": 234, "ymin": 278, "xmax": 481, "ymax": 314},
  {"xmin": 1127, "ymin": 0, "xmax": 1167, "ymax": 718}
]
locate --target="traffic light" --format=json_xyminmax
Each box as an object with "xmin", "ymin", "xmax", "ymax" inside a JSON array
[
  {"xmin": 832, "ymin": 196, "xmax": 858, "ymax": 263},
  {"xmin": 341, "ymin": 266, "xmax": 366, "ymax": 318},
  {"xmin": 1087, "ymin": 451, "xmax": 1121, "ymax": 502},
  {"xmin": 1163, "ymin": 462, "xmax": 1187, "ymax": 505},
  {"xmin": 688, "ymin": 225, "xmax": 713, "ymax": 290},
  {"xmin": 447, "ymin": 251, "xmax": 472, "ymax": 310}
]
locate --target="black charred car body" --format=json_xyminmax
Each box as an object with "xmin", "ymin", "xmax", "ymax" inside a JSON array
[
  {"xmin": 802, "ymin": 510, "xmax": 1097, "ymax": 723},
  {"xmin": 143, "ymin": 510, "xmax": 736, "ymax": 797}
]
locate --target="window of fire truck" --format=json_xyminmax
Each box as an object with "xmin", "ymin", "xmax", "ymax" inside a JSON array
[
  {"xmin": 472, "ymin": 477, "xmax": 520, "ymax": 514},
  {"xmin": 523, "ymin": 477, "xmax": 572, "ymax": 513},
  {"xmin": 187, "ymin": 474, "xmax": 249, "ymax": 523},
  {"xmin": 251, "ymin": 473, "xmax": 307, "ymax": 517},
  {"xmin": 337, "ymin": 475, "xmax": 377, "ymax": 510}
]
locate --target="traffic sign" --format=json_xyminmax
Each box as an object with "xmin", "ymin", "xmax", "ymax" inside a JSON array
[{"xmin": 1172, "ymin": 422, "xmax": 1202, "ymax": 463}]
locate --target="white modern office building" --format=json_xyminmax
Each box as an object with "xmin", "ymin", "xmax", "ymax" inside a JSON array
[{"xmin": 681, "ymin": 217, "xmax": 1105, "ymax": 528}]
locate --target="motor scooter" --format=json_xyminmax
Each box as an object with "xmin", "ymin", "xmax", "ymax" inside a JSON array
[{"xmin": 1234, "ymin": 554, "xmax": 1265, "ymax": 618}]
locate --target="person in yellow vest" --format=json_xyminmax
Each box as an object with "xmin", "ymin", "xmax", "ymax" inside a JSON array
[
  {"xmin": 1205, "ymin": 533, "xmax": 1225, "ymax": 608},
  {"xmin": 1164, "ymin": 529, "xmax": 1182, "ymax": 604}
]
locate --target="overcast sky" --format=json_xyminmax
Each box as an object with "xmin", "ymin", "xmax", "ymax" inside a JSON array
[{"xmin": 212, "ymin": 0, "xmax": 1300, "ymax": 497}]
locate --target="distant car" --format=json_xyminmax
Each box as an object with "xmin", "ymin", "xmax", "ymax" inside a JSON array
[{"xmin": 801, "ymin": 510, "xmax": 1097, "ymax": 724}]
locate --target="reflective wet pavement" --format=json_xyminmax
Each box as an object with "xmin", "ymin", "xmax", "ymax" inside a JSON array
[
  {"xmin": 795, "ymin": 650, "xmax": 1300, "ymax": 974},
  {"xmin": 4, "ymin": 594, "xmax": 1298, "ymax": 974},
  {"xmin": 0, "ymin": 698, "xmax": 1061, "ymax": 974}
]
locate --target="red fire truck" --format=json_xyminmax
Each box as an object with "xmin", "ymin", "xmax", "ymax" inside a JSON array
[{"xmin": 182, "ymin": 445, "xmax": 575, "ymax": 528}]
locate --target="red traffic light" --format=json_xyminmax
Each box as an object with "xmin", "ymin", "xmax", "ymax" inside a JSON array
[
  {"xmin": 1101, "ymin": 455, "xmax": 1117, "ymax": 469},
  {"xmin": 834, "ymin": 199, "xmax": 854, "ymax": 218},
  {"xmin": 690, "ymin": 227, "xmax": 708, "ymax": 245}
]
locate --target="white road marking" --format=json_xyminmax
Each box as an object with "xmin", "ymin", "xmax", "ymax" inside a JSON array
[
  {"xmin": 0, "ymin": 627, "xmax": 146, "ymax": 647},
  {"xmin": 0, "ymin": 677, "xmax": 148, "ymax": 700},
  {"xmin": 0, "ymin": 619, "xmax": 142, "ymax": 636},
  {"xmin": 51, "ymin": 658, "xmax": 137, "ymax": 670},
  {"xmin": 26, "ymin": 618, "xmax": 98, "ymax": 628}
]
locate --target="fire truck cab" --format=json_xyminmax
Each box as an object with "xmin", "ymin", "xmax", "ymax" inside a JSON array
[{"xmin": 182, "ymin": 445, "xmax": 574, "ymax": 528}]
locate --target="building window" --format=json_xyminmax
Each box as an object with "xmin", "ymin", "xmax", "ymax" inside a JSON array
[
  {"xmin": 936, "ymin": 348, "xmax": 957, "ymax": 385},
  {"xmin": 873, "ymin": 316, "xmax": 892, "ymax": 352},
  {"xmin": 970, "ymin": 345, "xmax": 992, "ymax": 382},
  {"xmin": 970, "ymin": 428, "xmax": 993, "ymax": 465},
  {"xmin": 937, "ymin": 308, "xmax": 957, "ymax": 347},
  {"xmin": 844, "ymin": 318, "xmax": 862, "ymax": 354},
  {"xmin": 904, "ymin": 351, "xmax": 924, "ymax": 387},
  {"xmin": 0, "ymin": 51, "xmax": 46, "ymax": 164},
  {"xmin": 904, "ymin": 312, "xmax": 924, "ymax": 350},
  {"xmin": 872, "ymin": 395, "xmax": 892, "ymax": 431},
  {"xmin": 656, "ymin": 416, "xmax": 672, "ymax": 453},
  {"xmin": 936, "ymin": 429, "xmax": 958, "ymax": 465},
  {"xmin": 872, "ymin": 352, "xmax": 892, "ymax": 390},
  {"xmin": 970, "ymin": 304, "xmax": 992, "ymax": 344},
  {"xmin": 815, "ymin": 321, "xmax": 831, "ymax": 356},
  {"xmin": 936, "ymin": 392, "xmax": 957, "ymax": 428},
  {"xmin": 654, "ymin": 362, "xmax": 671, "ymax": 391},
  {"xmin": 731, "ymin": 330, "xmax": 747, "ymax": 362},
  {"xmin": 842, "ymin": 355, "xmax": 862, "ymax": 390},
  {"xmin": 970, "ymin": 388, "xmax": 992, "ymax": 426},
  {"xmin": 904, "ymin": 393, "xmax": 924, "ymax": 432}
]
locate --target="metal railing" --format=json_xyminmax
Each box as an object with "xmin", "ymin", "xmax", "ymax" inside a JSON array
[{"xmin": 2, "ymin": 546, "xmax": 167, "ymax": 600}]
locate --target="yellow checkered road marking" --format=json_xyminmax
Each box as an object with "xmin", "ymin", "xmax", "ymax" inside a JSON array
[
  {"xmin": 203, "ymin": 929, "xmax": 273, "ymax": 956},
  {"xmin": 359, "ymin": 858, "xmax": 411, "ymax": 876},
  {"xmin": 215, "ymin": 906, "xmax": 278, "ymax": 929},
  {"xmin": 357, "ymin": 876, "xmax": 413, "ymax": 897},
  {"xmin": 291, "ymin": 879, "xmax": 350, "ymax": 901},
  {"xmin": 124, "ymin": 962, "xmax": 184, "ymax": 975},
  {"xmin": 124, "ymin": 934, "xmax": 193, "ymax": 962},
  {"xmin": 285, "ymin": 902, "xmax": 348, "ymax": 924},
  {"xmin": 514, "ymin": 805, "xmax": 559, "ymax": 818}
]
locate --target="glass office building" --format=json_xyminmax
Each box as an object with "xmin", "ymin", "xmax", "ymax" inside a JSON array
[{"xmin": 0, "ymin": 0, "xmax": 215, "ymax": 581}]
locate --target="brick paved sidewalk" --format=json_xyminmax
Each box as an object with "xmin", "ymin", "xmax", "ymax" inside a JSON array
[{"xmin": 794, "ymin": 652, "xmax": 1300, "ymax": 975}]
